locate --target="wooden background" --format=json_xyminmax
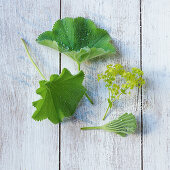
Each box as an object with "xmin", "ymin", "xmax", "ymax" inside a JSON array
[{"xmin": 0, "ymin": 0, "xmax": 170, "ymax": 169}]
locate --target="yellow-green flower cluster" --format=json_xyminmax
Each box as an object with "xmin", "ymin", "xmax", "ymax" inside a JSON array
[{"xmin": 98, "ymin": 64, "xmax": 145, "ymax": 120}]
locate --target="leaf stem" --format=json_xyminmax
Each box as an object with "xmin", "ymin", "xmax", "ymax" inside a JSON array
[
  {"xmin": 77, "ymin": 62, "xmax": 93, "ymax": 104},
  {"xmin": 102, "ymin": 105, "xmax": 110, "ymax": 120},
  {"xmin": 77, "ymin": 62, "xmax": 80, "ymax": 71},
  {"xmin": 81, "ymin": 126, "xmax": 102, "ymax": 130},
  {"xmin": 85, "ymin": 93, "xmax": 94, "ymax": 104},
  {"xmin": 102, "ymin": 90, "xmax": 112, "ymax": 120},
  {"xmin": 21, "ymin": 38, "xmax": 47, "ymax": 80}
]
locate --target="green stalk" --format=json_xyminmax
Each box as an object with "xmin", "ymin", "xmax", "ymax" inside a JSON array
[
  {"xmin": 82, "ymin": 125, "xmax": 125, "ymax": 133},
  {"xmin": 81, "ymin": 126, "xmax": 102, "ymax": 130},
  {"xmin": 21, "ymin": 38, "xmax": 47, "ymax": 80},
  {"xmin": 85, "ymin": 93, "xmax": 94, "ymax": 104},
  {"xmin": 102, "ymin": 105, "xmax": 110, "ymax": 120},
  {"xmin": 102, "ymin": 92, "xmax": 115, "ymax": 120},
  {"xmin": 78, "ymin": 63, "xmax": 93, "ymax": 104},
  {"xmin": 77, "ymin": 62, "xmax": 81, "ymax": 71},
  {"xmin": 103, "ymin": 91, "xmax": 111, "ymax": 120}
]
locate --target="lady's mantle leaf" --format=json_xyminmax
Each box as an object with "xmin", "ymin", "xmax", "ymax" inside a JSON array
[
  {"xmin": 32, "ymin": 68, "xmax": 86, "ymax": 124},
  {"xmin": 36, "ymin": 17, "xmax": 116, "ymax": 64},
  {"xmin": 81, "ymin": 113, "xmax": 137, "ymax": 137}
]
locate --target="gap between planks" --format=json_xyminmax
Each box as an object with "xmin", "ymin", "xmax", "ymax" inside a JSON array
[
  {"xmin": 59, "ymin": 0, "xmax": 62, "ymax": 170},
  {"xmin": 140, "ymin": 0, "xmax": 143, "ymax": 170}
]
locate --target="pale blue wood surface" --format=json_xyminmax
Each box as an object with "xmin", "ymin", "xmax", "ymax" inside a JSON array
[{"xmin": 0, "ymin": 0, "xmax": 170, "ymax": 169}]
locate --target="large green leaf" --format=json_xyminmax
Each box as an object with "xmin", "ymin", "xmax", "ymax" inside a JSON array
[
  {"xmin": 36, "ymin": 17, "xmax": 116, "ymax": 64},
  {"xmin": 32, "ymin": 68, "xmax": 86, "ymax": 124}
]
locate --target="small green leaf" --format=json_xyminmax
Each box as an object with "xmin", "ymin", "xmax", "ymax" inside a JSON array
[
  {"xmin": 36, "ymin": 17, "xmax": 116, "ymax": 64},
  {"xmin": 32, "ymin": 68, "xmax": 86, "ymax": 124},
  {"xmin": 81, "ymin": 113, "xmax": 137, "ymax": 137}
]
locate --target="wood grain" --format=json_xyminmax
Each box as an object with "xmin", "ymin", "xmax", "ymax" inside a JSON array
[
  {"xmin": 1, "ymin": 0, "xmax": 170, "ymax": 169},
  {"xmin": 60, "ymin": 0, "xmax": 141, "ymax": 169},
  {"xmin": 0, "ymin": 0, "xmax": 60, "ymax": 169},
  {"xmin": 142, "ymin": 0, "xmax": 170, "ymax": 169}
]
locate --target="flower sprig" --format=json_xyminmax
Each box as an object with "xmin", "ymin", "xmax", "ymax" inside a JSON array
[{"xmin": 98, "ymin": 64, "xmax": 145, "ymax": 120}]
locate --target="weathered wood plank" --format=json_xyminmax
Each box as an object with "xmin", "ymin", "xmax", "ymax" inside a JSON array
[
  {"xmin": 60, "ymin": 0, "xmax": 141, "ymax": 169},
  {"xmin": 0, "ymin": 0, "xmax": 60, "ymax": 169},
  {"xmin": 142, "ymin": 0, "xmax": 170, "ymax": 169}
]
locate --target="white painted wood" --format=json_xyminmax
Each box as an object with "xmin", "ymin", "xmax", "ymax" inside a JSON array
[
  {"xmin": 142, "ymin": 0, "xmax": 170, "ymax": 169},
  {"xmin": 60, "ymin": 0, "xmax": 141, "ymax": 169},
  {"xmin": 0, "ymin": 0, "xmax": 60, "ymax": 169},
  {"xmin": 3, "ymin": 0, "xmax": 170, "ymax": 169}
]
